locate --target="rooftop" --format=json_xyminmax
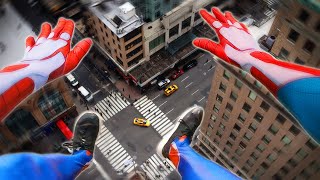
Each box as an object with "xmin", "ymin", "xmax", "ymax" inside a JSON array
[{"xmin": 88, "ymin": 1, "xmax": 144, "ymax": 38}]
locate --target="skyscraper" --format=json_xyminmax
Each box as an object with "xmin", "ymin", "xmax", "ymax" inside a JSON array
[
  {"xmin": 268, "ymin": 0, "xmax": 319, "ymax": 67},
  {"xmin": 195, "ymin": 60, "xmax": 320, "ymax": 179}
]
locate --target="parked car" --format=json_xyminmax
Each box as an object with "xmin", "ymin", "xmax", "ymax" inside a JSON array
[
  {"xmin": 133, "ymin": 118, "xmax": 150, "ymax": 127},
  {"xmin": 66, "ymin": 74, "xmax": 79, "ymax": 87},
  {"xmin": 164, "ymin": 84, "xmax": 178, "ymax": 96},
  {"xmin": 157, "ymin": 78, "xmax": 170, "ymax": 90},
  {"xmin": 171, "ymin": 69, "xmax": 184, "ymax": 80},
  {"xmin": 183, "ymin": 60, "xmax": 198, "ymax": 71},
  {"xmin": 239, "ymin": 15, "xmax": 254, "ymax": 27},
  {"xmin": 78, "ymin": 86, "xmax": 94, "ymax": 103}
]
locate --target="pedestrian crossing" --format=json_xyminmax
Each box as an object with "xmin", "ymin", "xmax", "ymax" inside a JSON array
[
  {"xmin": 134, "ymin": 96, "xmax": 174, "ymax": 136},
  {"xmin": 140, "ymin": 154, "xmax": 175, "ymax": 180},
  {"xmin": 96, "ymin": 125, "xmax": 138, "ymax": 174},
  {"xmin": 92, "ymin": 91, "xmax": 130, "ymax": 122}
]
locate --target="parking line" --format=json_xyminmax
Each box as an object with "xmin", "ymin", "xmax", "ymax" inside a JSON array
[
  {"xmin": 181, "ymin": 76, "xmax": 189, "ymax": 82},
  {"xmin": 158, "ymin": 101, "xmax": 167, "ymax": 108},
  {"xmin": 185, "ymin": 82, "xmax": 193, "ymax": 88},
  {"xmin": 198, "ymin": 96, "xmax": 205, "ymax": 102},
  {"xmin": 191, "ymin": 89, "xmax": 199, "ymax": 95},
  {"xmin": 165, "ymin": 108, "xmax": 174, "ymax": 115},
  {"xmin": 208, "ymin": 65, "xmax": 216, "ymax": 72},
  {"xmin": 152, "ymin": 94, "xmax": 161, "ymax": 101}
]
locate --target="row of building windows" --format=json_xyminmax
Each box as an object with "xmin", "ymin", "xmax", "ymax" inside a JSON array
[
  {"xmin": 287, "ymin": 28, "xmax": 316, "ymax": 54},
  {"xmin": 149, "ymin": 34, "xmax": 165, "ymax": 51}
]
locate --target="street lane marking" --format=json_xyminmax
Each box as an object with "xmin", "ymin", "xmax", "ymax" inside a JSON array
[
  {"xmin": 191, "ymin": 89, "xmax": 199, "ymax": 95},
  {"xmin": 158, "ymin": 100, "xmax": 167, "ymax": 108},
  {"xmin": 92, "ymin": 90, "xmax": 101, "ymax": 96},
  {"xmin": 198, "ymin": 96, "xmax": 205, "ymax": 102},
  {"xmin": 165, "ymin": 108, "xmax": 174, "ymax": 115},
  {"xmin": 208, "ymin": 65, "xmax": 216, "ymax": 72},
  {"xmin": 181, "ymin": 76, "xmax": 189, "ymax": 82},
  {"xmin": 185, "ymin": 82, "xmax": 193, "ymax": 88},
  {"xmin": 152, "ymin": 94, "xmax": 160, "ymax": 101}
]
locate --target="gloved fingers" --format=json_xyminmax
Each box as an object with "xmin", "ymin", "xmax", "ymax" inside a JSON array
[
  {"xmin": 49, "ymin": 18, "xmax": 67, "ymax": 39},
  {"xmin": 193, "ymin": 38, "xmax": 228, "ymax": 61},
  {"xmin": 240, "ymin": 22, "xmax": 249, "ymax": 33},
  {"xmin": 35, "ymin": 23, "xmax": 51, "ymax": 45},
  {"xmin": 59, "ymin": 19, "xmax": 75, "ymax": 41},
  {"xmin": 25, "ymin": 36, "xmax": 35, "ymax": 49},
  {"xmin": 211, "ymin": 7, "xmax": 227, "ymax": 23},
  {"xmin": 225, "ymin": 11, "xmax": 237, "ymax": 24},
  {"xmin": 64, "ymin": 38, "xmax": 92, "ymax": 74},
  {"xmin": 199, "ymin": 9, "xmax": 217, "ymax": 28}
]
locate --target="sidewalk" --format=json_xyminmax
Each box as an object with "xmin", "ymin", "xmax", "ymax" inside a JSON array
[{"xmin": 115, "ymin": 80, "xmax": 143, "ymax": 101}]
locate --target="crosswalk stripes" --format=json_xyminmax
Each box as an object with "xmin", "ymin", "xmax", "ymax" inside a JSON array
[
  {"xmin": 92, "ymin": 92, "xmax": 130, "ymax": 122},
  {"xmin": 134, "ymin": 96, "xmax": 173, "ymax": 136},
  {"xmin": 140, "ymin": 154, "xmax": 175, "ymax": 180},
  {"xmin": 96, "ymin": 125, "xmax": 137, "ymax": 174}
]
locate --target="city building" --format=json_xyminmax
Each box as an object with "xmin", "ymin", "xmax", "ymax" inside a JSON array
[
  {"xmin": 84, "ymin": 0, "xmax": 231, "ymax": 89},
  {"xmin": 0, "ymin": 79, "xmax": 78, "ymax": 154},
  {"xmin": 268, "ymin": 0, "xmax": 320, "ymax": 67},
  {"xmin": 195, "ymin": 60, "xmax": 320, "ymax": 179}
]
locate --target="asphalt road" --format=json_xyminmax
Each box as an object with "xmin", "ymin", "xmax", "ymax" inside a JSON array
[{"xmin": 146, "ymin": 52, "xmax": 216, "ymax": 122}]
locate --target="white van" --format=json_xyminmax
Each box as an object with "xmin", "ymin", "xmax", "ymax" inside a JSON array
[
  {"xmin": 78, "ymin": 86, "xmax": 94, "ymax": 102},
  {"xmin": 66, "ymin": 74, "xmax": 79, "ymax": 87}
]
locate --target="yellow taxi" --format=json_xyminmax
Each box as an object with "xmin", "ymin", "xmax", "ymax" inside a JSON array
[
  {"xmin": 164, "ymin": 84, "xmax": 178, "ymax": 96},
  {"xmin": 133, "ymin": 118, "xmax": 151, "ymax": 127}
]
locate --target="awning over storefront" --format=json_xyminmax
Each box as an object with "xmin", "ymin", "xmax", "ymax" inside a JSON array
[{"xmin": 167, "ymin": 32, "xmax": 196, "ymax": 55}]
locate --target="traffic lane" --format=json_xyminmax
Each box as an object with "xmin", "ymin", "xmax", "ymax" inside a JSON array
[
  {"xmin": 73, "ymin": 63, "xmax": 102, "ymax": 94},
  {"xmin": 105, "ymin": 105, "xmax": 161, "ymax": 165}
]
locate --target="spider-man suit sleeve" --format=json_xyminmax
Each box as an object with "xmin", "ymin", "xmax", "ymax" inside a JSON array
[
  {"xmin": 193, "ymin": 8, "xmax": 320, "ymax": 143},
  {"xmin": 0, "ymin": 18, "xmax": 92, "ymax": 121}
]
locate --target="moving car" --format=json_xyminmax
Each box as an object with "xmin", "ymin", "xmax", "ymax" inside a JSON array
[
  {"xmin": 133, "ymin": 118, "xmax": 151, "ymax": 127},
  {"xmin": 78, "ymin": 86, "xmax": 94, "ymax": 103},
  {"xmin": 157, "ymin": 78, "xmax": 170, "ymax": 90},
  {"xmin": 183, "ymin": 60, "xmax": 198, "ymax": 71},
  {"xmin": 164, "ymin": 84, "xmax": 178, "ymax": 96},
  {"xmin": 66, "ymin": 74, "xmax": 79, "ymax": 87},
  {"xmin": 171, "ymin": 69, "xmax": 184, "ymax": 80}
]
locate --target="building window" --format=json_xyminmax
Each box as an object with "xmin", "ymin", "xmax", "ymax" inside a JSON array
[
  {"xmin": 219, "ymin": 82, "xmax": 227, "ymax": 93},
  {"xmin": 235, "ymin": 79, "xmax": 242, "ymax": 89},
  {"xmin": 230, "ymin": 132, "xmax": 236, "ymax": 140},
  {"xmin": 276, "ymin": 114, "xmax": 286, "ymax": 124},
  {"xmin": 223, "ymin": 148, "xmax": 230, "ymax": 155},
  {"xmin": 118, "ymin": 44, "xmax": 121, "ymax": 49},
  {"xmin": 281, "ymin": 135, "xmax": 292, "ymax": 146},
  {"xmin": 38, "ymin": 90, "xmax": 67, "ymax": 120},
  {"xmin": 279, "ymin": 166, "xmax": 289, "ymax": 175},
  {"xmin": 268, "ymin": 124, "xmax": 279, "ymax": 135},
  {"xmin": 213, "ymin": 104, "xmax": 220, "ymax": 113},
  {"xmin": 262, "ymin": 135, "xmax": 271, "ymax": 144},
  {"xmin": 222, "ymin": 113, "xmax": 229, "ymax": 121},
  {"xmin": 243, "ymin": 132, "xmax": 253, "ymax": 141},
  {"xmin": 116, "ymin": 57, "xmax": 123, "ymax": 66},
  {"xmin": 261, "ymin": 162, "xmax": 269, "ymax": 170},
  {"xmin": 241, "ymin": 166, "xmax": 249, "ymax": 173},
  {"xmin": 242, "ymin": 102, "xmax": 251, "ymax": 113},
  {"xmin": 267, "ymin": 152, "xmax": 278, "ymax": 162},
  {"xmin": 206, "ymin": 130, "xmax": 211, "ymax": 137},
  {"xmin": 239, "ymin": 141, "xmax": 247, "ymax": 150},
  {"xmin": 194, "ymin": 12, "xmax": 201, "ymax": 21},
  {"xmin": 256, "ymin": 143, "xmax": 266, "ymax": 152},
  {"xmin": 251, "ymin": 152, "xmax": 259, "ymax": 160},
  {"xmin": 226, "ymin": 103, "xmax": 233, "ymax": 112},
  {"xmin": 182, "ymin": 17, "xmax": 191, "ymax": 29},
  {"xmin": 238, "ymin": 113, "xmax": 246, "ymax": 123},
  {"xmin": 288, "ymin": 158, "xmax": 298, "ymax": 167},
  {"xmin": 249, "ymin": 123, "xmax": 257, "ymax": 132},
  {"xmin": 303, "ymin": 40, "xmax": 315, "ymax": 54},
  {"xmin": 149, "ymin": 34, "xmax": 165, "ymax": 50},
  {"xmin": 5, "ymin": 109, "xmax": 39, "ymax": 137},
  {"xmin": 289, "ymin": 125, "xmax": 300, "ymax": 136},
  {"xmin": 240, "ymin": 70, "xmax": 247, "ymax": 77},
  {"xmin": 226, "ymin": 141, "xmax": 233, "ymax": 148},
  {"xmin": 232, "ymin": 157, "xmax": 238, "ymax": 163},
  {"xmin": 126, "ymin": 37, "xmax": 142, "ymax": 50},
  {"xmin": 254, "ymin": 81, "xmax": 262, "ymax": 89},
  {"xmin": 230, "ymin": 91, "xmax": 238, "ymax": 101},
  {"xmin": 298, "ymin": 9, "xmax": 310, "ymax": 23},
  {"xmin": 246, "ymin": 159, "xmax": 254, "ymax": 167},
  {"xmin": 278, "ymin": 48, "xmax": 289, "ymax": 60},
  {"xmin": 254, "ymin": 112, "xmax": 263, "ymax": 123},
  {"xmin": 287, "ymin": 29, "xmax": 300, "ymax": 43},
  {"xmin": 126, "ymin": 45, "xmax": 143, "ymax": 59},
  {"xmin": 219, "ymin": 123, "xmax": 225, "ymax": 130},
  {"xmin": 305, "ymin": 139, "xmax": 318, "ymax": 150},
  {"xmin": 296, "ymin": 148, "xmax": 308, "ymax": 160},
  {"xmin": 236, "ymin": 149, "xmax": 243, "ymax": 156},
  {"xmin": 260, "ymin": 101, "xmax": 270, "ymax": 111},
  {"xmin": 216, "ymin": 130, "xmax": 223, "ymax": 138},
  {"xmin": 124, "ymin": 28, "xmax": 141, "ymax": 41},
  {"xmin": 294, "ymin": 57, "xmax": 305, "ymax": 65},
  {"xmin": 213, "ymin": 138, "xmax": 220, "ymax": 145},
  {"xmin": 216, "ymin": 94, "xmax": 223, "ymax": 103},
  {"xmin": 223, "ymin": 70, "xmax": 231, "ymax": 80},
  {"xmin": 155, "ymin": 11, "xmax": 161, "ymax": 18},
  {"xmin": 208, "ymin": 123, "xmax": 214, "ymax": 130},
  {"xmin": 169, "ymin": 24, "xmax": 179, "ymax": 37},
  {"xmin": 210, "ymin": 114, "xmax": 217, "ymax": 122},
  {"xmin": 128, "ymin": 54, "xmax": 143, "ymax": 67},
  {"xmin": 233, "ymin": 124, "xmax": 241, "ymax": 132}
]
